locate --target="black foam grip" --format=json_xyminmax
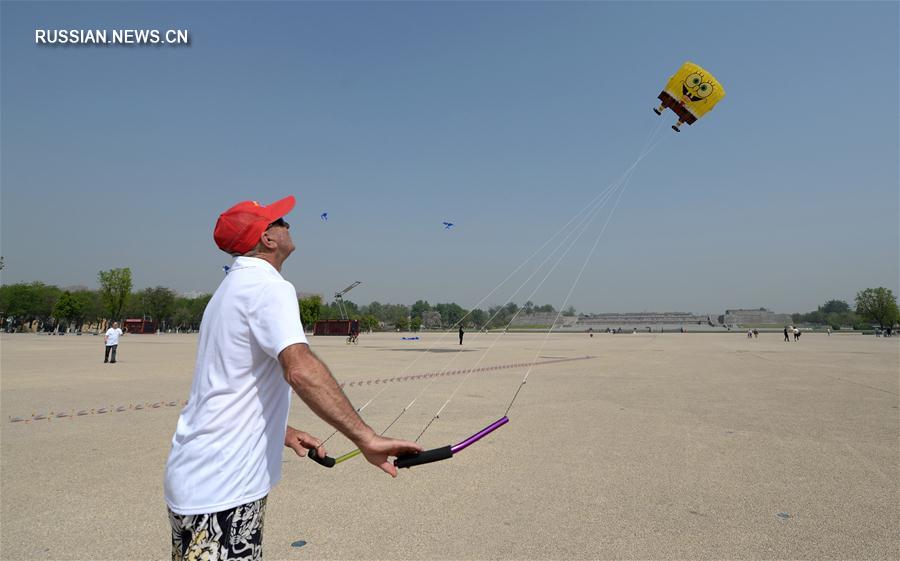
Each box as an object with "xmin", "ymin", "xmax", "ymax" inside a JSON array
[
  {"xmin": 394, "ymin": 445, "xmax": 453, "ymax": 469},
  {"xmin": 307, "ymin": 448, "xmax": 336, "ymax": 468}
]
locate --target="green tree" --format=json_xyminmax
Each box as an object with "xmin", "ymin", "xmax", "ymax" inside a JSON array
[
  {"xmin": 487, "ymin": 304, "xmax": 510, "ymax": 328},
  {"xmin": 410, "ymin": 317, "xmax": 423, "ymax": 331},
  {"xmin": 563, "ymin": 305, "xmax": 577, "ymax": 317},
  {"xmin": 188, "ymin": 294, "xmax": 211, "ymax": 329},
  {"xmin": 72, "ymin": 289, "xmax": 103, "ymax": 327},
  {"xmin": 0, "ymin": 282, "xmax": 61, "ymax": 329},
  {"xmin": 410, "ymin": 300, "xmax": 431, "ymax": 320},
  {"xmin": 819, "ymin": 299, "xmax": 850, "ymax": 315},
  {"xmin": 362, "ymin": 301, "xmax": 384, "ymax": 321},
  {"xmin": 141, "ymin": 286, "xmax": 177, "ymax": 331},
  {"xmin": 340, "ymin": 299, "xmax": 360, "ymax": 318},
  {"xmin": 383, "ymin": 304, "xmax": 410, "ymax": 327},
  {"xmin": 855, "ymin": 287, "xmax": 900, "ymax": 330},
  {"xmin": 98, "ymin": 268, "xmax": 133, "ymax": 321},
  {"xmin": 53, "ymin": 291, "xmax": 83, "ymax": 330},
  {"xmin": 359, "ymin": 314, "xmax": 379, "ymax": 332},
  {"xmin": 299, "ymin": 295, "xmax": 322, "ymax": 330},
  {"xmin": 434, "ymin": 302, "xmax": 466, "ymax": 327},
  {"xmin": 173, "ymin": 302, "xmax": 194, "ymax": 331},
  {"xmin": 470, "ymin": 308, "xmax": 488, "ymax": 329},
  {"xmin": 121, "ymin": 291, "xmax": 144, "ymax": 319}
]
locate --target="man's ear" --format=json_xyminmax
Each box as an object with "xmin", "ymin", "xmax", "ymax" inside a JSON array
[{"xmin": 260, "ymin": 231, "xmax": 278, "ymax": 250}]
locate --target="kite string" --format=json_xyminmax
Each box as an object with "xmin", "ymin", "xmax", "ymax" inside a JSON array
[
  {"xmin": 409, "ymin": 125, "xmax": 668, "ymax": 441},
  {"xmin": 380, "ymin": 173, "xmax": 629, "ymax": 440},
  {"xmin": 410, "ymin": 179, "xmax": 630, "ymax": 440},
  {"xmin": 324, "ymin": 130, "xmax": 658, "ymax": 446},
  {"xmin": 319, "ymin": 152, "xmax": 630, "ymax": 446},
  {"xmin": 504, "ymin": 128, "xmax": 667, "ymax": 416},
  {"xmin": 327, "ymin": 120, "xmax": 667, "ymax": 449}
]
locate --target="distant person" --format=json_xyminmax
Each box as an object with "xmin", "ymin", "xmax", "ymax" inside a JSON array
[
  {"xmin": 784, "ymin": 326, "xmax": 790, "ymax": 342},
  {"xmin": 588, "ymin": 327, "xmax": 593, "ymax": 338},
  {"xmin": 347, "ymin": 320, "xmax": 360, "ymax": 344},
  {"xmin": 164, "ymin": 196, "xmax": 421, "ymax": 561},
  {"xmin": 459, "ymin": 325, "xmax": 464, "ymax": 345},
  {"xmin": 826, "ymin": 327, "xmax": 832, "ymax": 336},
  {"xmin": 793, "ymin": 327, "xmax": 800, "ymax": 341},
  {"xmin": 104, "ymin": 322, "xmax": 123, "ymax": 363},
  {"xmin": 753, "ymin": 329, "xmax": 759, "ymax": 339},
  {"xmin": 747, "ymin": 329, "xmax": 753, "ymax": 339}
]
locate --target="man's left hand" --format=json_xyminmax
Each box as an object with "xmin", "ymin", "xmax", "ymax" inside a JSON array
[{"xmin": 284, "ymin": 425, "xmax": 325, "ymax": 459}]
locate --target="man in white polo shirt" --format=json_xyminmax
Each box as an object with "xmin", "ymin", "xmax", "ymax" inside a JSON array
[
  {"xmin": 164, "ymin": 195, "xmax": 421, "ymax": 561},
  {"xmin": 103, "ymin": 321, "xmax": 123, "ymax": 363}
]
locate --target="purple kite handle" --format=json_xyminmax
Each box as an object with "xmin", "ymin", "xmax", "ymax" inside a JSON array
[
  {"xmin": 451, "ymin": 416, "xmax": 508, "ymax": 454},
  {"xmin": 395, "ymin": 416, "xmax": 509, "ymax": 469}
]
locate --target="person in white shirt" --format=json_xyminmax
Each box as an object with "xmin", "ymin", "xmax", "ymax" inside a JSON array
[
  {"xmin": 164, "ymin": 196, "xmax": 422, "ymax": 561},
  {"xmin": 103, "ymin": 322, "xmax": 123, "ymax": 363}
]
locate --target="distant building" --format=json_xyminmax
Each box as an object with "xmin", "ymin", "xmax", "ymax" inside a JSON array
[
  {"xmin": 509, "ymin": 312, "xmax": 569, "ymax": 327},
  {"xmin": 722, "ymin": 308, "xmax": 791, "ymax": 326},
  {"xmin": 124, "ymin": 316, "xmax": 157, "ymax": 334},
  {"xmin": 576, "ymin": 312, "xmax": 712, "ymax": 327}
]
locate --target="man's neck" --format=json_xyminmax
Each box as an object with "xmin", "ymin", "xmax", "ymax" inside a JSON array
[{"xmin": 243, "ymin": 253, "xmax": 283, "ymax": 272}]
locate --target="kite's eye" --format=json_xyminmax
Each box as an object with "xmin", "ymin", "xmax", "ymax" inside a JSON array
[
  {"xmin": 684, "ymin": 73, "xmax": 702, "ymax": 88},
  {"xmin": 695, "ymin": 82, "xmax": 713, "ymax": 98}
]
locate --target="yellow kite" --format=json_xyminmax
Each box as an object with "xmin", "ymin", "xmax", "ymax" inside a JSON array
[{"xmin": 654, "ymin": 61, "xmax": 725, "ymax": 132}]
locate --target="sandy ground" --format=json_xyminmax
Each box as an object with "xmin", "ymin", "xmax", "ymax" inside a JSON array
[{"xmin": 1, "ymin": 330, "xmax": 897, "ymax": 560}]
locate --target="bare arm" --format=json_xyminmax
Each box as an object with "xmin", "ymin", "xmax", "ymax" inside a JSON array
[{"xmin": 279, "ymin": 343, "xmax": 422, "ymax": 476}]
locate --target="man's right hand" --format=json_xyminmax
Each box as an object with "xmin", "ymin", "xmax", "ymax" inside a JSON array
[{"xmin": 357, "ymin": 434, "xmax": 423, "ymax": 478}]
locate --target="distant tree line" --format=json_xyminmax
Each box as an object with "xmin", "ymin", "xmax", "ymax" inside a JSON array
[
  {"xmin": 791, "ymin": 289, "xmax": 899, "ymax": 331},
  {"xmin": 0, "ymin": 268, "xmax": 212, "ymax": 333},
  {"xmin": 7, "ymin": 269, "xmax": 894, "ymax": 334},
  {"xmin": 0, "ymin": 268, "xmax": 568, "ymax": 333},
  {"xmin": 297, "ymin": 298, "xmax": 570, "ymax": 332}
]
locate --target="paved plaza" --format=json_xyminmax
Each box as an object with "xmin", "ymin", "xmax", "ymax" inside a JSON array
[{"xmin": 1, "ymin": 331, "xmax": 897, "ymax": 560}]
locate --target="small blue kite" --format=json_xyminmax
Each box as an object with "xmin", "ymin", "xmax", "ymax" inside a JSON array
[
  {"xmin": 320, "ymin": 212, "xmax": 328, "ymax": 221},
  {"xmin": 442, "ymin": 221, "xmax": 454, "ymax": 230}
]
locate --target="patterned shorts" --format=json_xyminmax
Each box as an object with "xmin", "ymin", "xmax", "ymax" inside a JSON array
[{"xmin": 168, "ymin": 497, "xmax": 267, "ymax": 561}]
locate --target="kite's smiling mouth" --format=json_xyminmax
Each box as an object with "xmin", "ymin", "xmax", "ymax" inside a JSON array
[{"xmin": 683, "ymin": 85, "xmax": 703, "ymax": 102}]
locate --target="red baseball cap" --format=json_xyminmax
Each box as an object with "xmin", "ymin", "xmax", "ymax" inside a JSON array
[{"xmin": 213, "ymin": 195, "xmax": 295, "ymax": 255}]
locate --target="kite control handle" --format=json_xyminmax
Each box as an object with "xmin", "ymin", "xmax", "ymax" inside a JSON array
[
  {"xmin": 307, "ymin": 448, "xmax": 336, "ymax": 468},
  {"xmin": 394, "ymin": 416, "xmax": 509, "ymax": 469},
  {"xmin": 394, "ymin": 445, "xmax": 453, "ymax": 469}
]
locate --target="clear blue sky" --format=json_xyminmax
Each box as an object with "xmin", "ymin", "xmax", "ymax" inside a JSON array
[{"xmin": 2, "ymin": 1, "xmax": 897, "ymax": 315}]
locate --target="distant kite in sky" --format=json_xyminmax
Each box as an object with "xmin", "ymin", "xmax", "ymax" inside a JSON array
[
  {"xmin": 321, "ymin": 212, "xmax": 328, "ymax": 221},
  {"xmin": 442, "ymin": 222, "xmax": 454, "ymax": 230},
  {"xmin": 223, "ymin": 265, "xmax": 231, "ymax": 275}
]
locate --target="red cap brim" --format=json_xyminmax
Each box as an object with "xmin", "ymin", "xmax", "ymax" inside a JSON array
[{"xmin": 261, "ymin": 195, "xmax": 295, "ymax": 221}]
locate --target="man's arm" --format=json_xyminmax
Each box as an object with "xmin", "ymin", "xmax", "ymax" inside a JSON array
[{"xmin": 278, "ymin": 343, "xmax": 422, "ymax": 476}]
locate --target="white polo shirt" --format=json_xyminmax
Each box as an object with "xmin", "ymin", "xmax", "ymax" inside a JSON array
[
  {"xmin": 105, "ymin": 327, "xmax": 122, "ymax": 346},
  {"xmin": 164, "ymin": 257, "xmax": 308, "ymax": 515}
]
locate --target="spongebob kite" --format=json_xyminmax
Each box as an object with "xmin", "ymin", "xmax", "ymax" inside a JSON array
[{"xmin": 654, "ymin": 61, "xmax": 725, "ymax": 132}]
